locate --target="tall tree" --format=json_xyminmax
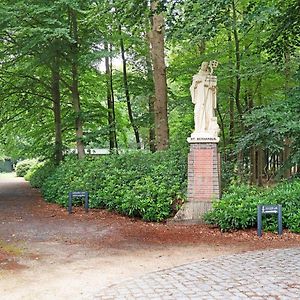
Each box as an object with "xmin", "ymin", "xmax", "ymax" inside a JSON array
[
  {"xmin": 104, "ymin": 41, "xmax": 118, "ymax": 151},
  {"xmin": 149, "ymin": 0, "xmax": 169, "ymax": 150},
  {"xmin": 69, "ymin": 6, "xmax": 85, "ymax": 159},
  {"xmin": 145, "ymin": 35, "xmax": 157, "ymax": 153},
  {"xmin": 50, "ymin": 43, "xmax": 63, "ymax": 164},
  {"xmin": 119, "ymin": 25, "xmax": 141, "ymax": 149}
]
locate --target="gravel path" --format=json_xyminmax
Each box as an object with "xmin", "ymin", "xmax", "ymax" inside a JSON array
[{"xmin": 1, "ymin": 174, "xmax": 300, "ymax": 299}]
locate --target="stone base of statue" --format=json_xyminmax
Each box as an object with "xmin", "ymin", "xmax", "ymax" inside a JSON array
[
  {"xmin": 173, "ymin": 138, "xmax": 220, "ymax": 223},
  {"xmin": 172, "ymin": 60, "xmax": 220, "ymax": 223}
]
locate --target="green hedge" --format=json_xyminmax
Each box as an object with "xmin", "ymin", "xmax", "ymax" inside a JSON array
[
  {"xmin": 204, "ymin": 180, "xmax": 300, "ymax": 233},
  {"xmin": 16, "ymin": 159, "xmax": 38, "ymax": 177},
  {"xmin": 25, "ymin": 161, "xmax": 56, "ymax": 188},
  {"xmin": 39, "ymin": 150, "xmax": 187, "ymax": 221}
]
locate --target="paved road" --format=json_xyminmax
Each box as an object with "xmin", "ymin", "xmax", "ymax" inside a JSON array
[{"xmin": 94, "ymin": 248, "xmax": 300, "ymax": 299}]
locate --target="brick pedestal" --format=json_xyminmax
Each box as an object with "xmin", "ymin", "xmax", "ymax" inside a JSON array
[{"xmin": 173, "ymin": 142, "xmax": 220, "ymax": 223}]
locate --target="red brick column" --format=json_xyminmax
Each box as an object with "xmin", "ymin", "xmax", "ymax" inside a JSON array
[
  {"xmin": 173, "ymin": 142, "xmax": 220, "ymax": 223},
  {"xmin": 188, "ymin": 143, "xmax": 220, "ymax": 203}
]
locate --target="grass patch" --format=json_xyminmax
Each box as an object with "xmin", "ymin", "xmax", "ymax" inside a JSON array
[{"xmin": 0, "ymin": 240, "xmax": 23, "ymax": 256}]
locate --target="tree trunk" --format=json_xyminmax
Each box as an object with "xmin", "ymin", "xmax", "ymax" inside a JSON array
[
  {"xmin": 149, "ymin": 0, "xmax": 169, "ymax": 151},
  {"xmin": 69, "ymin": 8, "xmax": 85, "ymax": 159},
  {"xmin": 237, "ymin": 150, "xmax": 244, "ymax": 181},
  {"xmin": 250, "ymin": 147, "xmax": 257, "ymax": 185},
  {"xmin": 148, "ymin": 93, "xmax": 156, "ymax": 152},
  {"xmin": 284, "ymin": 46, "xmax": 291, "ymax": 100},
  {"xmin": 216, "ymin": 103, "xmax": 226, "ymax": 157},
  {"xmin": 227, "ymin": 31, "xmax": 235, "ymax": 149},
  {"xmin": 231, "ymin": 0, "xmax": 243, "ymax": 130},
  {"xmin": 119, "ymin": 25, "xmax": 141, "ymax": 149},
  {"xmin": 283, "ymin": 48, "xmax": 291, "ymax": 178},
  {"xmin": 145, "ymin": 26, "xmax": 156, "ymax": 152},
  {"xmin": 257, "ymin": 146, "xmax": 264, "ymax": 186},
  {"xmin": 109, "ymin": 43, "xmax": 118, "ymax": 151},
  {"xmin": 283, "ymin": 139, "xmax": 291, "ymax": 178},
  {"xmin": 51, "ymin": 52, "xmax": 63, "ymax": 165},
  {"xmin": 231, "ymin": 0, "xmax": 245, "ymax": 177},
  {"xmin": 104, "ymin": 41, "xmax": 117, "ymax": 152}
]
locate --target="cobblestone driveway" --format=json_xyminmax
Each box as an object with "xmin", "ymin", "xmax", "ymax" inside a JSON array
[{"xmin": 94, "ymin": 248, "xmax": 300, "ymax": 299}]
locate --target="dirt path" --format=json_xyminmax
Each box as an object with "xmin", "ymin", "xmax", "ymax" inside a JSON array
[{"xmin": 0, "ymin": 174, "xmax": 299, "ymax": 299}]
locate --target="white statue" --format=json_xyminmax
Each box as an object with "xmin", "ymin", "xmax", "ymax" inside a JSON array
[{"xmin": 189, "ymin": 61, "xmax": 220, "ymax": 142}]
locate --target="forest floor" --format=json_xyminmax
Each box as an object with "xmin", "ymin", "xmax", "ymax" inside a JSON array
[{"xmin": 0, "ymin": 174, "xmax": 300, "ymax": 299}]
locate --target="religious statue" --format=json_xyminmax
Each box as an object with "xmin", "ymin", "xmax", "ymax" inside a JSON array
[{"xmin": 189, "ymin": 60, "xmax": 220, "ymax": 142}]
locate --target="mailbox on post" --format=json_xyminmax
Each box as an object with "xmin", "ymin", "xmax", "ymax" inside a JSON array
[
  {"xmin": 257, "ymin": 204, "xmax": 282, "ymax": 237},
  {"xmin": 68, "ymin": 191, "xmax": 89, "ymax": 214}
]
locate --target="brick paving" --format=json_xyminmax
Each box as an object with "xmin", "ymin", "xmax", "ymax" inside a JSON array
[{"xmin": 94, "ymin": 248, "xmax": 300, "ymax": 299}]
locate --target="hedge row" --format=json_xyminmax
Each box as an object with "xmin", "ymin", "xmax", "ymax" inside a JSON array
[
  {"xmin": 28, "ymin": 150, "xmax": 187, "ymax": 222},
  {"xmin": 204, "ymin": 181, "xmax": 300, "ymax": 233},
  {"xmin": 24, "ymin": 161, "xmax": 56, "ymax": 188},
  {"xmin": 16, "ymin": 159, "xmax": 38, "ymax": 177},
  {"xmin": 23, "ymin": 150, "xmax": 300, "ymax": 231}
]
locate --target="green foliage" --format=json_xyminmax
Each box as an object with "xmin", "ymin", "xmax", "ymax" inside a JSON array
[
  {"xmin": 41, "ymin": 150, "xmax": 187, "ymax": 221},
  {"xmin": 25, "ymin": 160, "xmax": 56, "ymax": 188},
  {"xmin": 1, "ymin": 0, "xmax": 299, "ymax": 167},
  {"xmin": 236, "ymin": 76, "xmax": 300, "ymax": 178},
  {"xmin": 205, "ymin": 180, "xmax": 300, "ymax": 233},
  {"xmin": 0, "ymin": 0, "xmax": 299, "ymax": 199},
  {"xmin": 15, "ymin": 159, "xmax": 38, "ymax": 177},
  {"xmin": 264, "ymin": 0, "xmax": 300, "ymax": 63}
]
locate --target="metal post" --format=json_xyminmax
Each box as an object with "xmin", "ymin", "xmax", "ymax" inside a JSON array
[
  {"xmin": 68, "ymin": 192, "xmax": 72, "ymax": 214},
  {"xmin": 84, "ymin": 192, "xmax": 89, "ymax": 213},
  {"xmin": 257, "ymin": 205, "xmax": 262, "ymax": 237},
  {"xmin": 278, "ymin": 205, "xmax": 283, "ymax": 235}
]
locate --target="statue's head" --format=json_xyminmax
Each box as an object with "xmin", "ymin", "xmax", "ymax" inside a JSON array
[{"xmin": 199, "ymin": 62, "xmax": 209, "ymax": 73}]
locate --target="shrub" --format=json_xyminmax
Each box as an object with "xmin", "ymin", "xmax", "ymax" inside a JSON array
[
  {"xmin": 25, "ymin": 161, "xmax": 57, "ymax": 188},
  {"xmin": 41, "ymin": 149, "xmax": 187, "ymax": 222},
  {"xmin": 204, "ymin": 180, "xmax": 300, "ymax": 233},
  {"xmin": 15, "ymin": 159, "xmax": 38, "ymax": 177}
]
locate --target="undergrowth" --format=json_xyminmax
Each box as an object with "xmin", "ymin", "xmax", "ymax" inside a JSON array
[
  {"xmin": 204, "ymin": 180, "xmax": 300, "ymax": 233},
  {"xmin": 29, "ymin": 149, "xmax": 187, "ymax": 222}
]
